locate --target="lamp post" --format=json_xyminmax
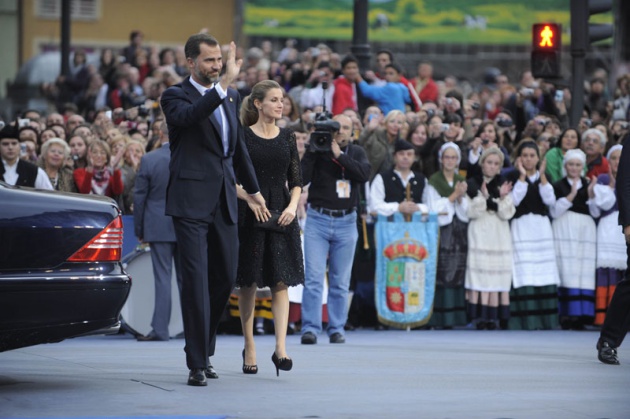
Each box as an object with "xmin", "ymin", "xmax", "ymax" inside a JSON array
[{"xmin": 351, "ymin": 0, "xmax": 370, "ymax": 73}]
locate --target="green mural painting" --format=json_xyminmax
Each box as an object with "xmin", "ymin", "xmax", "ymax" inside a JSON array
[{"xmin": 244, "ymin": 0, "xmax": 612, "ymax": 45}]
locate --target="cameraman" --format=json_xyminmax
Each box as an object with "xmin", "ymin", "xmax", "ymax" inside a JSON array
[{"xmin": 300, "ymin": 114, "xmax": 371, "ymax": 345}]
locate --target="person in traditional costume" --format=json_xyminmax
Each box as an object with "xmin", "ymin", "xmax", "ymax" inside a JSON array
[
  {"xmin": 465, "ymin": 146, "xmax": 516, "ymax": 329},
  {"xmin": 550, "ymin": 148, "xmax": 611, "ymax": 329},
  {"xmin": 425, "ymin": 142, "xmax": 469, "ymax": 328},
  {"xmin": 505, "ymin": 140, "xmax": 560, "ymax": 330},
  {"xmin": 594, "ymin": 144, "xmax": 626, "ymax": 326}
]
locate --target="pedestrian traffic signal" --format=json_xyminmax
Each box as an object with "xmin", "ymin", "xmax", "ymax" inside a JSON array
[
  {"xmin": 531, "ymin": 23, "xmax": 561, "ymax": 78},
  {"xmin": 532, "ymin": 23, "xmax": 561, "ymax": 51}
]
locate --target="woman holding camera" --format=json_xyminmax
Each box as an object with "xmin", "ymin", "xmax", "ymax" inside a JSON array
[{"xmin": 466, "ymin": 121, "xmax": 511, "ymax": 180}]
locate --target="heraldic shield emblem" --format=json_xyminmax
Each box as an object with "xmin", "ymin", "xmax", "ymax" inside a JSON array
[{"xmin": 375, "ymin": 212, "xmax": 439, "ymax": 329}]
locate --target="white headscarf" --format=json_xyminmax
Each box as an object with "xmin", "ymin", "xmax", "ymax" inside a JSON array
[
  {"xmin": 606, "ymin": 144, "xmax": 623, "ymax": 161},
  {"xmin": 563, "ymin": 148, "xmax": 586, "ymax": 167},
  {"xmin": 438, "ymin": 142, "xmax": 461, "ymax": 166}
]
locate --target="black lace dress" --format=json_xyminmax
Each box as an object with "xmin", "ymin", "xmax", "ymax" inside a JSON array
[{"xmin": 236, "ymin": 127, "xmax": 305, "ymax": 288}]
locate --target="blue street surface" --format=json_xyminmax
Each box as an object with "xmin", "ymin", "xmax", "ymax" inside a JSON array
[{"xmin": 0, "ymin": 329, "xmax": 628, "ymax": 419}]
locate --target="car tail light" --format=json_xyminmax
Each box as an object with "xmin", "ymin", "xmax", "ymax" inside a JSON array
[{"xmin": 68, "ymin": 216, "xmax": 123, "ymax": 262}]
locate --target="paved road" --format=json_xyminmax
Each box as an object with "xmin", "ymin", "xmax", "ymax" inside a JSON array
[{"xmin": 0, "ymin": 329, "xmax": 628, "ymax": 419}]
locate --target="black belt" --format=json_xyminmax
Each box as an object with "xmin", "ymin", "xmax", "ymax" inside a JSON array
[{"xmin": 311, "ymin": 206, "xmax": 355, "ymax": 218}]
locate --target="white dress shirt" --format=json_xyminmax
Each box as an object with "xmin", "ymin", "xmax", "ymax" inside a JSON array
[
  {"xmin": 189, "ymin": 77, "xmax": 229, "ymax": 155},
  {"xmin": 2, "ymin": 159, "xmax": 54, "ymax": 190}
]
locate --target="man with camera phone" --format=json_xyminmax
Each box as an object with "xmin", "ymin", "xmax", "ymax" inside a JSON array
[{"xmin": 300, "ymin": 114, "xmax": 371, "ymax": 345}]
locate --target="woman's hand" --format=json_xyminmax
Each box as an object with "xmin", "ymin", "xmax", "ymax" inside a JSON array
[
  {"xmin": 111, "ymin": 147, "xmax": 124, "ymax": 168},
  {"xmin": 247, "ymin": 193, "xmax": 270, "ymax": 222},
  {"xmin": 515, "ymin": 157, "xmax": 526, "ymax": 179},
  {"xmin": 566, "ymin": 178, "xmax": 579, "ymax": 202},
  {"xmin": 587, "ymin": 175, "xmax": 597, "ymax": 199},
  {"xmin": 500, "ymin": 181, "xmax": 513, "ymax": 199},
  {"xmin": 480, "ymin": 180, "xmax": 489, "ymax": 199},
  {"xmin": 279, "ymin": 206, "xmax": 297, "ymax": 226}
]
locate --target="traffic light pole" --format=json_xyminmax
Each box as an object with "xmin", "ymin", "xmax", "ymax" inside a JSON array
[
  {"xmin": 570, "ymin": 49, "xmax": 586, "ymax": 127},
  {"xmin": 351, "ymin": 0, "xmax": 371, "ymax": 73}
]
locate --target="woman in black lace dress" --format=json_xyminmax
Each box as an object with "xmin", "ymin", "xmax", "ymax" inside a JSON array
[{"xmin": 236, "ymin": 80, "xmax": 304, "ymax": 376}]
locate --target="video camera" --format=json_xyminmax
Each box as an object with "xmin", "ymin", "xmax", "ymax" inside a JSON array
[{"xmin": 308, "ymin": 82, "xmax": 340, "ymax": 153}]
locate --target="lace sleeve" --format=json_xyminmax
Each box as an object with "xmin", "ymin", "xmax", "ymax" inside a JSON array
[{"xmin": 287, "ymin": 130, "xmax": 303, "ymax": 191}]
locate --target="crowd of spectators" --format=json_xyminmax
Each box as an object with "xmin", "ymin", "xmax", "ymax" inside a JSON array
[{"xmin": 2, "ymin": 29, "xmax": 629, "ymax": 331}]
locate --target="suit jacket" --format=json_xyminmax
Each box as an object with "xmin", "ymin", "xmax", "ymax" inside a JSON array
[
  {"xmin": 617, "ymin": 134, "xmax": 630, "ymax": 228},
  {"xmin": 160, "ymin": 77, "xmax": 260, "ymax": 223},
  {"xmin": 134, "ymin": 143, "xmax": 176, "ymax": 242}
]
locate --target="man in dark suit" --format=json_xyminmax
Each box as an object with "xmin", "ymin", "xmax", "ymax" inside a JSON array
[
  {"xmin": 134, "ymin": 122, "xmax": 181, "ymax": 342},
  {"xmin": 597, "ymin": 134, "xmax": 630, "ymax": 365},
  {"xmin": 160, "ymin": 34, "xmax": 268, "ymax": 386}
]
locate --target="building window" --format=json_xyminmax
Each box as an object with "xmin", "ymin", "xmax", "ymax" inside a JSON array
[{"xmin": 35, "ymin": 0, "xmax": 100, "ymax": 21}]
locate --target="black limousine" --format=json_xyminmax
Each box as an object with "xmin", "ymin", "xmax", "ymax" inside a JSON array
[{"xmin": 0, "ymin": 182, "xmax": 131, "ymax": 352}]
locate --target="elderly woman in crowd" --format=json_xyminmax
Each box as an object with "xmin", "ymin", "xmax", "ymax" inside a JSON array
[
  {"xmin": 465, "ymin": 146, "xmax": 515, "ymax": 330},
  {"xmin": 594, "ymin": 144, "xmax": 625, "ymax": 325},
  {"xmin": 73, "ymin": 139, "xmax": 123, "ymax": 199},
  {"xmin": 426, "ymin": 142, "xmax": 469, "ymax": 328},
  {"xmin": 505, "ymin": 140, "xmax": 560, "ymax": 330},
  {"xmin": 582, "ymin": 128, "xmax": 610, "ymax": 178},
  {"xmin": 38, "ymin": 138, "xmax": 77, "ymax": 192},
  {"xmin": 550, "ymin": 149, "xmax": 612, "ymax": 330}
]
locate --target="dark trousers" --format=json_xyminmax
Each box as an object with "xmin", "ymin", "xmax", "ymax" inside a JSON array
[
  {"xmin": 148, "ymin": 241, "xmax": 182, "ymax": 340},
  {"xmin": 173, "ymin": 202, "xmax": 238, "ymax": 370},
  {"xmin": 600, "ymin": 242, "xmax": 630, "ymax": 348}
]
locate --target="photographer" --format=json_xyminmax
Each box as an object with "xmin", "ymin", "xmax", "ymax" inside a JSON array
[
  {"xmin": 300, "ymin": 62, "xmax": 335, "ymax": 111},
  {"xmin": 300, "ymin": 114, "xmax": 371, "ymax": 345}
]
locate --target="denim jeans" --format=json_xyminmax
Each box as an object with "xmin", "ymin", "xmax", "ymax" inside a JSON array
[{"xmin": 301, "ymin": 207, "xmax": 358, "ymax": 336}]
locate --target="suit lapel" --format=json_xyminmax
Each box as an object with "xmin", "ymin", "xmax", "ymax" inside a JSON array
[
  {"xmin": 182, "ymin": 77, "xmax": 224, "ymax": 152},
  {"xmin": 224, "ymin": 90, "xmax": 237, "ymax": 155}
]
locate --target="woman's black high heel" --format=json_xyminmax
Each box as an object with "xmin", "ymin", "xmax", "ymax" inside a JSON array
[
  {"xmin": 242, "ymin": 349, "xmax": 258, "ymax": 374},
  {"xmin": 271, "ymin": 352, "xmax": 292, "ymax": 377}
]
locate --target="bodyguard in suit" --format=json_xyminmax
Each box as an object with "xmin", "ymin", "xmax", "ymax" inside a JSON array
[
  {"xmin": 597, "ymin": 133, "xmax": 630, "ymax": 365},
  {"xmin": 134, "ymin": 122, "xmax": 181, "ymax": 342},
  {"xmin": 160, "ymin": 34, "xmax": 268, "ymax": 386}
]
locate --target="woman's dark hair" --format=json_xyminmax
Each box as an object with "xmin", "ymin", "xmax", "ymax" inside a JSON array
[
  {"xmin": 556, "ymin": 127, "xmax": 581, "ymax": 150},
  {"xmin": 515, "ymin": 138, "xmax": 539, "ymax": 158},
  {"xmin": 240, "ymin": 80, "xmax": 282, "ymax": 127}
]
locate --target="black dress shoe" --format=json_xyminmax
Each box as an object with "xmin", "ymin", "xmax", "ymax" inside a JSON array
[
  {"xmin": 329, "ymin": 332, "xmax": 345, "ymax": 344},
  {"xmin": 301, "ymin": 331, "xmax": 317, "ymax": 344},
  {"xmin": 188, "ymin": 369, "xmax": 207, "ymax": 386},
  {"xmin": 136, "ymin": 334, "xmax": 167, "ymax": 342},
  {"xmin": 597, "ymin": 340, "xmax": 620, "ymax": 365},
  {"xmin": 204, "ymin": 364, "xmax": 219, "ymax": 379}
]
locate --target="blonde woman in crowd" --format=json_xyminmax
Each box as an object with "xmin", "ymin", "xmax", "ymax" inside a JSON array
[
  {"xmin": 38, "ymin": 138, "xmax": 77, "ymax": 193},
  {"xmin": 359, "ymin": 109, "xmax": 405, "ymax": 181},
  {"xmin": 73, "ymin": 139, "xmax": 124, "ymax": 199},
  {"xmin": 465, "ymin": 146, "xmax": 515, "ymax": 330},
  {"xmin": 120, "ymin": 140, "xmax": 145, "ymax": 214}
]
